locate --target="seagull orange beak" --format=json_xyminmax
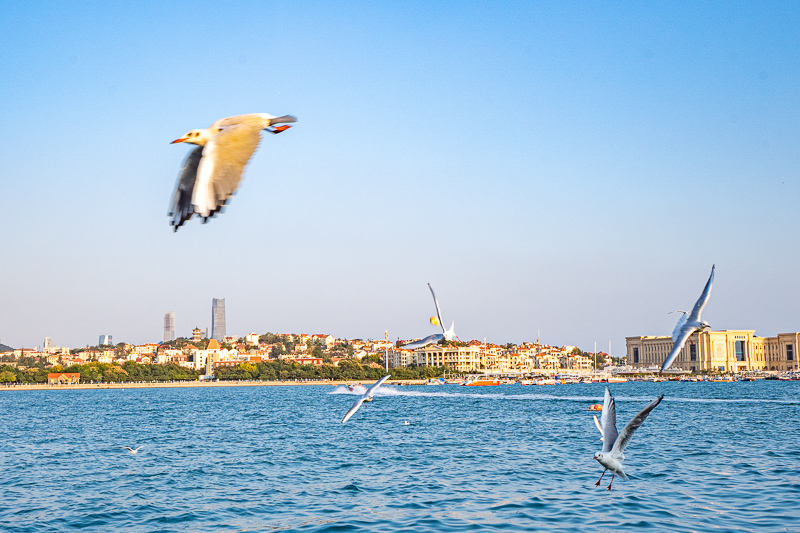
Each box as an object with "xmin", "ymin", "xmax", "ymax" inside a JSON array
[
  {"xmin": 272, "ymin": 125, "xmax": 291, "ymax": 133},
  {"xmin": 171, "ymin": 137, "xmax": 187, "ymax": 144}
]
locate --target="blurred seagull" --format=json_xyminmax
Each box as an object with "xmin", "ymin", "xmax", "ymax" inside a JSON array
[
  {"xmin": 341, "ymin": 375, "xmax": 391, "ymax": 423},
  {"xmin": 593, "ymin": 387, "xmax": 663, "ymax": 491},
  {"xmin": 661, "ymin": 265, "xmax": 715, "ymax": 372},
  {"xmin": 168, "ymin": 113, "xmax": 296, "ymax": 231},
  {"xmin": 123, "ymin": 446, "xmax": 144, "ymax": 454},
  {"xmin": 401, "ymin": 284, "xmax": 456, "ymax": 350}
]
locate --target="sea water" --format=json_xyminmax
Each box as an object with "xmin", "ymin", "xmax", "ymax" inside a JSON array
[{"xmin": 1, "ymin": 381, "xmax": 798, "ymax": 532}]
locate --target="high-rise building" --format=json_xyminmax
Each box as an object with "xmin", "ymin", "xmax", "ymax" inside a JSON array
[
  {"xmin": 163, "ymin": 311, "xmax": 176, "ymax": 342},
  {"xmin": 212, "ymin": 298, "xmax": 226, "ymax": 341},
  {"xmin": 43, "ymin": 337, "xmax": 56, "ymax": 350},
  {"xmin": 99, "ymin": 334, "xmax": 113, "ymax": 346}
]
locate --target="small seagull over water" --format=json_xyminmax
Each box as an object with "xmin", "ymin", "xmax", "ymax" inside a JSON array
[
  {"xmin": 661, "ymin": 264, "xmax": 715, "ymax": 372},
  {"xmin": 341, "ymin": 375, "xmax": 391, "ymax": 423},
  {"xmin": 594, "ymin": 387, "xmax": 663, "ymax": 491},
  {"xmin": 168, "ymin": 113, "xmax": 297, "ymax": 231},
  {"xmin": 401, "ymin": 284, "xmax": 456, "ymax": 350},
  {"xmin": 122, "ymin": 446, "xmax": 144, "ymax": 454}
]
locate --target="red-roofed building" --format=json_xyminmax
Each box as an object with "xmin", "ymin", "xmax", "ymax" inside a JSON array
[{"xmin": 48, "ymin": 373, "xmax": 80, "ymax": 384}]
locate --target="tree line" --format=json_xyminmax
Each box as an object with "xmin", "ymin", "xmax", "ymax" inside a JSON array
[{"xmin": 0, "ymin": 359, "xmax": 447, "ymax": 384}]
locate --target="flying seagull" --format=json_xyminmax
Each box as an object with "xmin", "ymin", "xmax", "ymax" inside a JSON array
[
  {"xmin": 168, "ymin": 113, "xmax": 297, "ymax": 231},
  {"xmin": 594, "ymin": 387, "xmax": 663, "ymax": 490},
  {"xmin": 341, "ymin": 375, "xmax": 391, "ymax": 423},
  {"xmin": 400, "ymin": 284, "xmax": 456, "ymax": 350},
  {"xmin": 661, "ymin": 264, "xmax": 715, "ymax": 372},
  {"xmin": 123, "ymin": 446, "xmax": 144, "ymax": 454}
]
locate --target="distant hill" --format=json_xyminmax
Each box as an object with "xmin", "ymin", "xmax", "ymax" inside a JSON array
[{"xmin": 0, "ymin": 344, "xmax": 13, "ymax": 352}]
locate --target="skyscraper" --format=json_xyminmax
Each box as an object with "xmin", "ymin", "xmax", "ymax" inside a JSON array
[
  {"xmin": 99, "ymin": 335, "xmax": 113, "ymax": 346},
  {"xmin": 163, "ymin": 312, "xmax": 176, "ymax": 342},
  {"xmin": 212, "ymin": 298, "xmax": 226, "ymax": 341}
]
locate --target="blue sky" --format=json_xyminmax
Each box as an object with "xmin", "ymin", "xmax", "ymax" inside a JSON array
[{"xmin": 1, "ymin": 1, "xmax": 798, "ymax": 353}]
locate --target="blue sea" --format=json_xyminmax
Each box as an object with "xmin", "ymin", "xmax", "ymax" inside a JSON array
[{"xmin": 1, "ymin": 381, "xmax": 799, "ymax": 532}]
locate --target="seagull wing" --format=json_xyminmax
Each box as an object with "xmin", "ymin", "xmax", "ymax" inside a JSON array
[
  {"xmin": 135, "ymin": 446, "xmax": 144, "ymax": 452},
  {"xmin": 192, "ymin": 119, "xmax": 264, "ymax": 218},
  {"xmin": 612, "ymin": 395, "xmax": 663, "ymax": 455},
  {"xmin": 342, "ymin": 397, "xmax": 366, "ymax": 423},
  {"xmin": 593, "ymin": 414, "xmax": 604, "ymax": 440},
  {"xmin": 600, "ymin": 387, "xmax": 618, "ymax": 453},
  {"xmin": 168, "ymin": 145, "xmax": 203, "ymax": 231},
  {"xmin": 365, "ymin": 374, "xmax": 391, "ymax": 397},
  {"xmin": 662, "ymin": 325, "xmax": 694, "ymax": 372},
  {"xmin": 401, "ymin": 334, "xmax": 443, "ymax": 350},
  {"xmin": 428, "ymin": 283, "xmax": 446, "ymax": 335},
  {"xmin": 688, "ymin": 264, "xmax": 715, "ymax": 323},
  {"xmin": 123, "ymin": 447, "xmax": 134, "ymax": 452},
  {"xmin": 671, "ymin": 312, "xmax": 688, "ymax": 344}
]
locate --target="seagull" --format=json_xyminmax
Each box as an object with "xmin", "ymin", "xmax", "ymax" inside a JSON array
[
  {"xmin": 341, "ymin": 375, "xmax": 391, "ymax": 423},
  {"xmin": 661, "ymin": 264, "xmax": 715, "ymax": 372},
  {"xmin": 594, "ymin": 387, "xmax": 663, "ymax": 490},
  {"xmin": 168, "ymin": 113, "xmax": 297, "ymax": 231},
  {"xmin": 400, "ymin": 284, "xmax": 456, "ymax": 350},
  {"xmin": 123, "ymin": 446, "xmax": 144, "ymax": 454}
]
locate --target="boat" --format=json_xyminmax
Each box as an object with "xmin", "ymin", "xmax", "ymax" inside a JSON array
[
  {"xmin": 463, "ymin": 379, "xmax": 501, "ymax": 386},
  {"xmin": 607, "ymin": 376, "xmax": 628, "ymax": 383}
]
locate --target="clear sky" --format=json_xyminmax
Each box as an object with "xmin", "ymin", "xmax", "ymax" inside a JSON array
[{"xmin": 1, "ymin": 1, "xmax": 798, "ymax": 353}]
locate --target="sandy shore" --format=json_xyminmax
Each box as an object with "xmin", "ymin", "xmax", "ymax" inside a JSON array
[{"xmin": 0, "ymin": 379, "xmax": 428, "ymax": 391}]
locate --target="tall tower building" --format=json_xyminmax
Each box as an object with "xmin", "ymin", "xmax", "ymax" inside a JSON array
[
  {"xmin": 211, "ymin": 298, "xmax": 226, "ymax": 341},
  {"xmin": 99, "ymin": 334, "xmax": 113, "ymax": 346},
  {"xmin": 163, "ymin": 312, "xmax": 176, "ymax": 342}
]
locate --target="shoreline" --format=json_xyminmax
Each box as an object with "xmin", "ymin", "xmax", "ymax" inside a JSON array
[{"xmin": 0, "ymin": 379, "xmax": 428, "ymax": 391}]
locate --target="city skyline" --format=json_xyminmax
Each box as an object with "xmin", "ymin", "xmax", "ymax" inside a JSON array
[{"xmin": 1, "ymin": 2, "xmax": 798, "ymax": 353}]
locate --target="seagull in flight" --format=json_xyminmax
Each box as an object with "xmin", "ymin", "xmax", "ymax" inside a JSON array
[
  {"xmin": 400, "ymin": 284, "xmax": 456, "ymax": 350},
  {"xmin": 122, "ymin": 446, "xmax": 144, "ymax": 454},
  {"xmin": 661, "ymin": 265, "xmax": 715, "ymax": 372},
  {"xmin": 168, "ymin": 113, "xmax": 296, "ymax": 231},
  {"xmin": 594, "ymin": 387, "xmax": 663, "ymax": 490},
  {"xmin": 341, "ymin": 375, "xmax": 391, "ymax": 423}
]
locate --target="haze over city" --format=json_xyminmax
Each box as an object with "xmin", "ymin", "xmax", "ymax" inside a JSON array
[{"xmin": 1, "ymin": 2, "xmax": 798, "ymax": 353}]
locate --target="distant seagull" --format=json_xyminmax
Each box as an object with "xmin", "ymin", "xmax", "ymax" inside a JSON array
[
  {"xmin": 341, "ymin": 375, "xmax": 391, "ymax": 423},
  {"xmin": 123, "ymin": 446, "xmax": 144, "ymax": 454},
  {"xmin": 403, "ymin": 420, "xmax": 411, "ymax": 426},
  {"xmin": 661, "ymin": 265, "xmax": 715, "ymax": 372},
  {"xmin": 168, "ymin": 113, "xmax": 297, "ymax": 231},
  {"xmin": 594, "ymin": 387, "xmax": 663, "ymax": 490},
  {"xmin": 401, "ymin": 284, "xmax": 456, "ymax": 350}
]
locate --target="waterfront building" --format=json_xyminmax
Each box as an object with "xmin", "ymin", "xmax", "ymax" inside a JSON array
[
  {"xmin": 387, "ymin": 349, "xmax": 420, "ymax": 368},
  {"xmin": 163, "ymin": 312, "xmax": 175, "ymax": 342},
  {"xmin": 98, "ymin": 334, "xmax": 113, "ymax": 346},
  {"xmin": 626, "ymin": 330, "xmax": 800, "ymax": 372},
  {"xmin": 47, "ymin": 372, "xmax": 80, "ymax": 384},
  {"xmin": 414, "ymin": 344, "xmax": 483, "ymax": 372},
  {"xmin": 212, "ymin": 298, "xmax": 226, "ymax": 341}
]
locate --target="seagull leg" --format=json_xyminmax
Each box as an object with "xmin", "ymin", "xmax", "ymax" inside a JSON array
[
  {"xmin": 595, "ymin": 469, "xmax": 607, "ymax": 486},
  {"xmin": 607, "ymin": 474, "xmax": 615, "ymax": 491}
]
